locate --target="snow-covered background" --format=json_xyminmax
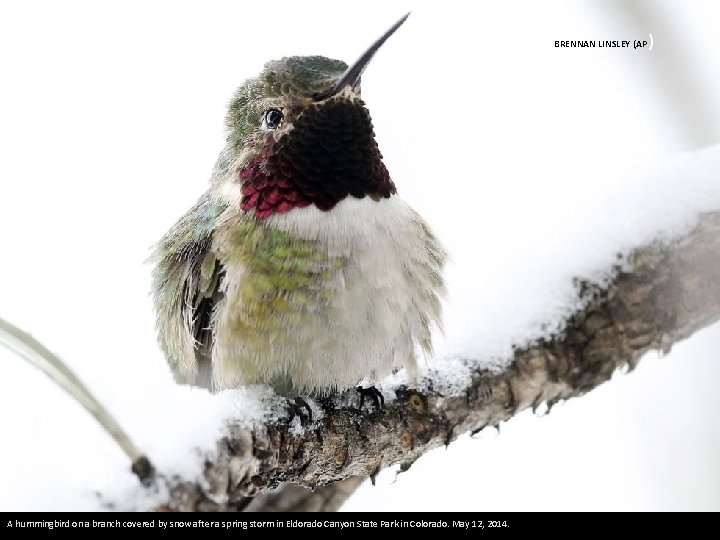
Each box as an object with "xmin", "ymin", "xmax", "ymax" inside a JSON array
[{"xmin": 1, "ymin": 0, "xmax": 719, "ymax": 511}]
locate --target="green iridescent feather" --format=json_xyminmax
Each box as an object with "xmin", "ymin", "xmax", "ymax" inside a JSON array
[{"xmin": 225, "ymin": 57, "xmax": 347, "ymax": 151}]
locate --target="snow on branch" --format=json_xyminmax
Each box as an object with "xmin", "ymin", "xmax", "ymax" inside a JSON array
[{"xmin": 149, "ymin": 212, "xmax": 720, "ymax": 512}]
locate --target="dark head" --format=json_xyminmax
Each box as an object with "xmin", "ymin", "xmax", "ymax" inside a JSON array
[{"xmin": 223, "ymin": 15, "xmax": 409, "ymax": 218}]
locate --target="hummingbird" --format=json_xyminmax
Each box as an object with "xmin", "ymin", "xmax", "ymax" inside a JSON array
[{"xmin": 150, "ymin": 14, "xmax": 446, "ymax": 397}]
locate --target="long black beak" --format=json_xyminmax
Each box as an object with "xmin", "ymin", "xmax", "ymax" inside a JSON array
[{"xmin": 313, "ymin": 13, "xmax": 410, "ymax": 101}]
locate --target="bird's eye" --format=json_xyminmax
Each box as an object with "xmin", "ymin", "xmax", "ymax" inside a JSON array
[{"xmin": 262, "ymin": 108, "xmax": 284, "ymax": 130}]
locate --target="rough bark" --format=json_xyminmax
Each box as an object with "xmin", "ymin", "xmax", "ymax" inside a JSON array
[
  {"xmin": 153, "ymin": 212, "xmax": 720, "ymax": 512},
  {"xmin": 242, "ymin": 477, "xmax": 366, "ymax": 512}
]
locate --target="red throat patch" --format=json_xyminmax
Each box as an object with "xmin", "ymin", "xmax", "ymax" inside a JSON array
[{"xmin": 239, "ymin": 98, "xmax": 396, "ymax": 219}]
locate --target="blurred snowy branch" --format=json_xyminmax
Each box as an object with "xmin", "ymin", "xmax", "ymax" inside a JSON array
[
  {"xmin": 141, "ymin": 212, "xmax": 720, "ymax": 511},
  {"xmin": 0, "ymin": 316, "xmax": 155, "ymax": 485}
]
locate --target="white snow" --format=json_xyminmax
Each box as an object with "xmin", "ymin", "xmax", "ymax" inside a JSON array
[
  {"xmin": 1, "ymin": 0, "xmax": 719, "ymax": 511},
  {"xmin": 432, "ymin": 145, "xmax": 720, "ymax": 368}
]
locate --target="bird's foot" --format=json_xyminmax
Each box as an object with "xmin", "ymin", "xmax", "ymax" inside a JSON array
[
  {"xmin": 287, "ymin": 397, "xmax": 313, "ymax": 426},
  {"xmin": 356, "ymin": 386, "xmax": 385, "ymax": 413},
  {"xmin": 317, "ymin": 395, "xmax": 337, "ymax": 413}
]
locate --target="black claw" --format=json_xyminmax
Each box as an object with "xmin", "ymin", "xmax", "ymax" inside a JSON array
[
  {"xmin": 287, "ymin": 397, "xmax": 313, "ymax": 425},
  {"xmin": 357, "ymin": 386, "xmax": 385, "ymax": 412},
  {"xmin": 317, "ymin": 395, "xmax": 336, "ymax": 412}
]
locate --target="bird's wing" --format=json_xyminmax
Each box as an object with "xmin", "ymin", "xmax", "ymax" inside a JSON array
[
  {"xmin": 189, "ymin": 247, "xmax": 224, "ymax": 388},
  {"xmin": 150, "ymin": 193, "xmax": 226, "ymax": 389}
]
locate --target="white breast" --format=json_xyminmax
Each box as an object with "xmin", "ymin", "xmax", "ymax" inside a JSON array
[
  {"xmin": 257, "ymin": 195, "xmax": 442, "ymax": 393},
  {"xmin": 211, "ymin": 193, "xmax": 445, "ymax": 395}
]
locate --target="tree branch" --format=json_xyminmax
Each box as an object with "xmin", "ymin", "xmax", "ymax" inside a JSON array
[
  {"xmin": 154, "ymin": 212, "xmax": 720, "ymax": 512},
  {"xmin": 0, "ymin": 316, "xmax": 155, "ymax": 486}
]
